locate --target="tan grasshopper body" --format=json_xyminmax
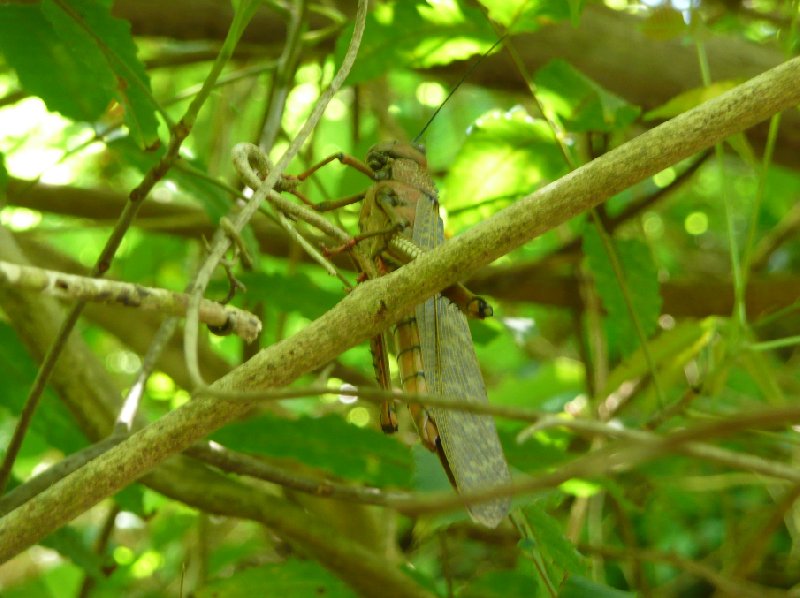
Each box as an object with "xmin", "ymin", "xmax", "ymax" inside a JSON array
[
  {"xmin": 289, "ymin": 140, "xmax": 510, "ymax": 526},
  {"xmin": 357, "ymin": 141, "xmax": 511, "ymax": 527}
]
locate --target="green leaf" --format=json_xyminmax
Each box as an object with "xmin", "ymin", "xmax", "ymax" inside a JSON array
[
  {"xmin": 0, "ymin": 152, "xmax": 7, "ymax": 198},
  {"xmin": 231, "ymin": 0, "xmax": 263, "ymax": 29},
  {"xmin": 42, "ymin": 526, "xmax": 104, "ymax": 578},
  {"xmin": 0, "ymin": 2, "xmax": 158, "ymax": 147},
  {"xmin": 335, "ymin": 1, "xmax": 497, "ymax": 85},
  {"xmin": 459, "ymin": 570, "xmax": 540, "ymax": 597},
  {"xmin": 643, "ymin": 80, "xmax": 741, "ymax": 121},
  {"xmin": 534, "ymin": 60, "xmax": 640, "ymax": 133},
  {"xmin": 606, "ymin": 318, "xmax": 717, "ymax": 394},
  {"xmin": 443, "ymin": 107, "xmax": 568, "ymax": 217},
  {"xmin": 492, "ymin": 357, "xmax": 584, "ymax": 411},
  {"xmin": 43, "ymin": 0, "xmax": 159, "ymax": 146},
  {"xmin": 0, "ymin": 323, "xmax": 87, "ymax": 454},
  {"xmin": 0, "ymin": 5, "xmax": 109, "ymax": 122},
  {"xmin": 559, "ymin": 575, "xmax": 635, "ymax": 597},
  {"xmin": 502, "ymin": 427, "xmax": 571, "ymax": 475},
  {"xmin": 211, "ymin": 413, "xmax": 413, "ymax": 487},
  {"xmin": 640, "ymin": 6, "xmax": 688, "ymax": 40},
  {"xmin": 107, "ymin": 137, "xmax": 231, "ymax": 222},
  {"xmin": 522, "ymin": 503, "xmax": 587, "ymax": 575},
  {"xmin": 233, "ymin": 271, "xmax": 340, "ymax": 320},
  {"xmin": 113, "ymin": 484, "xmax": 148, "ymax": 517},
  {"xmin": 583, "ymin": 227, "xmax": 662, "ymax": 357},
  {"xmin": 477, "ymin": 0, "xmax": 574, "ymax": 33},
  {"xmin": 197, "ymin": 559, "xmax": 357, "ymax": 598}
]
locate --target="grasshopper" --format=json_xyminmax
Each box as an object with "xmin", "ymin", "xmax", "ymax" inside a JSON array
[{"xmin": 292, "ymin": 141, "xmax": 511, "ymax": 527}]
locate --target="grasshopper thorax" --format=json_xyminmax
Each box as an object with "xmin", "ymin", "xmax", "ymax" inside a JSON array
[{"xmin": 367, "ymin": 141, "xmax": 427, "ymax": 181}]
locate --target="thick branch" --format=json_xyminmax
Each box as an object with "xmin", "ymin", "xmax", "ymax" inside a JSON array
[{"xmin": 1, "ymin": 55, "xmax": 798, "ymax": 560}]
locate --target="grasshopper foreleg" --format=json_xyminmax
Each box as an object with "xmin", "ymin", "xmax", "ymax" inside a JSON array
[{"xmin": 292, "ymin": 152, "xmax": 375, "ymax": 182}]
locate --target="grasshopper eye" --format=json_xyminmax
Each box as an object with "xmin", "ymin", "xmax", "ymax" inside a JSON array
[
  {"xmin": 413, "ymin": 143, "xmax": 426, "ymax": 155},
  {"xmin": 367, "ymin": 151, "xmax": 388, "ymax": 172}
]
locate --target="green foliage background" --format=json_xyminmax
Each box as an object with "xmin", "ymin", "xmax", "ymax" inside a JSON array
[{"xmin": 0, "ymin": 0, "xmax": 799, "ymax": 596}]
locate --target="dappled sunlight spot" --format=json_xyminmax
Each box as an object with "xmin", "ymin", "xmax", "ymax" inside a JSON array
[
  {"xmin": 536, "ymin": 88, "xmax": 571, "ymax": 120},
  {"xmin": 1, "ymin": 97, "xmax": 95, "ymax": 183},
  {"xmin": 599, "ymin": 381, "xmax": 637, "ymax": 419},
  {"xmin": 337, "ymin": 383, "xmax": 358, "ymax": 404},
  {"xmin": 473, "ymin": 150, "xmax": 543, "ymax": 200},
  {"xmin": 283, "ymin": 82, "xmax": 319, "ymax": 134},
  {"xmin": 659, "ymin": 314, "xmax": 676, "ymax": 329},
  {"xmin": 171, "ymin": 389, "xmax": 190, "ymax": 409},
  {"xmin": 0, "ymin": 207, "xmax": 42, "ymax": 231},
  {"xmin": 7, "ymin": 147, "xmax": 62, "ymax": 179},
  {"xmin": 113, "ymin": 546, "xmax": 135, "ymax": 566},
  {"xmin": 653, "ymin": 166, "xmax": 677, "ymax": 188},
  {"xmin": 502, "ymin": 316, "xmax": 535, "ymax": 343},
  {"xmin": 419, "ymin": 0, "xmax": 464, "ymax": 24},
  {"xmin": 560, "ymin": 478, "xmax": 602, "ymax": 497},
  {"xmin": 416, "ymin": 81, "xmax": 446, "ymax": 107},
  {"xmin": 270, "ymin": 141, "xmax": 289, "ymax": 164},
  {"xmin": 320, "ymin": 142, "xmax": 344, "ymax": 157},
  {"xmin": 116, "ymin": 512, "xmax": 145, "ymax": 530},
  {"xmin": 347, "ymin": 406, "xmax": 370, "ymax": 427},
  {"xmin": 29, "ymin": 545, "xmax": 60, "ymax": 567},
  {"xmin": 564, "ymin": 393, "xmax": 587, "ymax": 416},
  {"xmin": 684, "ymin": 211, "xmax": 708, "ymax": 235},
  {"xmin": 373, "ymin": 2, "xmax": 394, "ymax": 23},
  {"xmin": 146, "ymin": 371, "xmax": 176, "ymax": 400},
  {"xmin": 325, "ymin": 96, "xmax": 347, "ymax": 121},
  {"xmin": 39, "ymin": 162, "xmax": 77, "ymax": 186},
  {"xmin": 643, "ymin": 211, "xmax": 664, "ymax": 238},
  {"xmin": 106, "ymin": 350, "xmax": 141, "ymax": 375},
  {"xmin": 296, "ymin": 62, "xmax": 322, "ymax": 84},
  {"xmin": 684, "ymin": 360, "xmax": 701, "ymax": 386},
  {"xmin": 31, "ymin": 455, "xmax": 60, "ymax": 478},
  {"xmin": 0, "ymin": 97, "xmax": 68, "ymax": 138},
  {"xmin": 554, "ymin": 357, "xmax": 583, "ymax": 383},
  {"xmin": 131, "ymin": 551, "xmax": 163, "ymax": 578},
  {"xmin": 417, "ymin": 37, "xmax": 487, "ymax": 65}
]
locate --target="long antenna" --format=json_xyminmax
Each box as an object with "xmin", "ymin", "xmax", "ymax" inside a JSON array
[{"xmin": 413, "ymin": 35, "xmax": 505, "ymax": 145}]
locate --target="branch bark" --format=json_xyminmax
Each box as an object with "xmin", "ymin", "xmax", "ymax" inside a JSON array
[{"xmin": 0, "ymin": 54, "xmax": 797, "ymax": 560}]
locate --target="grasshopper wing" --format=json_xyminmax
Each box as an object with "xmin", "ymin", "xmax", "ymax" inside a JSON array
[{"xmin": 413, "ymin": 193, "xmax": 511, "ymax": 527}]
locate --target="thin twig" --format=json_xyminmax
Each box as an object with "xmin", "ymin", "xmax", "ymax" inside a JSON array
[
  {"xmin": 231, "ymin": 143, "xmax": 354, "ymax": 284},
  {"xmin": 257, "ymin": 0, "xmax": 307, "ymax": 149},
  {"xmin": 0, "ymin": 261, "xmax": 261, "ymax": 342},
  {"xmin": 0, "ymin": 435, "xmax": 128, "ymax": 516},
  {"xmin": 115, "ymin": 317, "xmax": 179, "ymax": 432},
  {"xmin": 186, "ymin": 442, "xmax": 410, "ymax": 506}
]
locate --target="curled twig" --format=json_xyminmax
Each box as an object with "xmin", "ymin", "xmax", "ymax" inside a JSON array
[{"xmin": 183, "ymin": 6, "xmax": 368, "ymax": 386}]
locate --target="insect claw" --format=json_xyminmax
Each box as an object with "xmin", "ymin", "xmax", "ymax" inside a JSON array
[
  {"xmin": 468, "ymin": 297, "xmax": 494, "ymax": 319},
  {"xmin": 380, "ymin": 401, "xmax": 399, "ymax": 432}
]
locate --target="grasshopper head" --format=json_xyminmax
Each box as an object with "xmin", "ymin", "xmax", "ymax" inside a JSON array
[{"xmin": 367, "ymin": 141, "xmax": 427, "ymax": 180}]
